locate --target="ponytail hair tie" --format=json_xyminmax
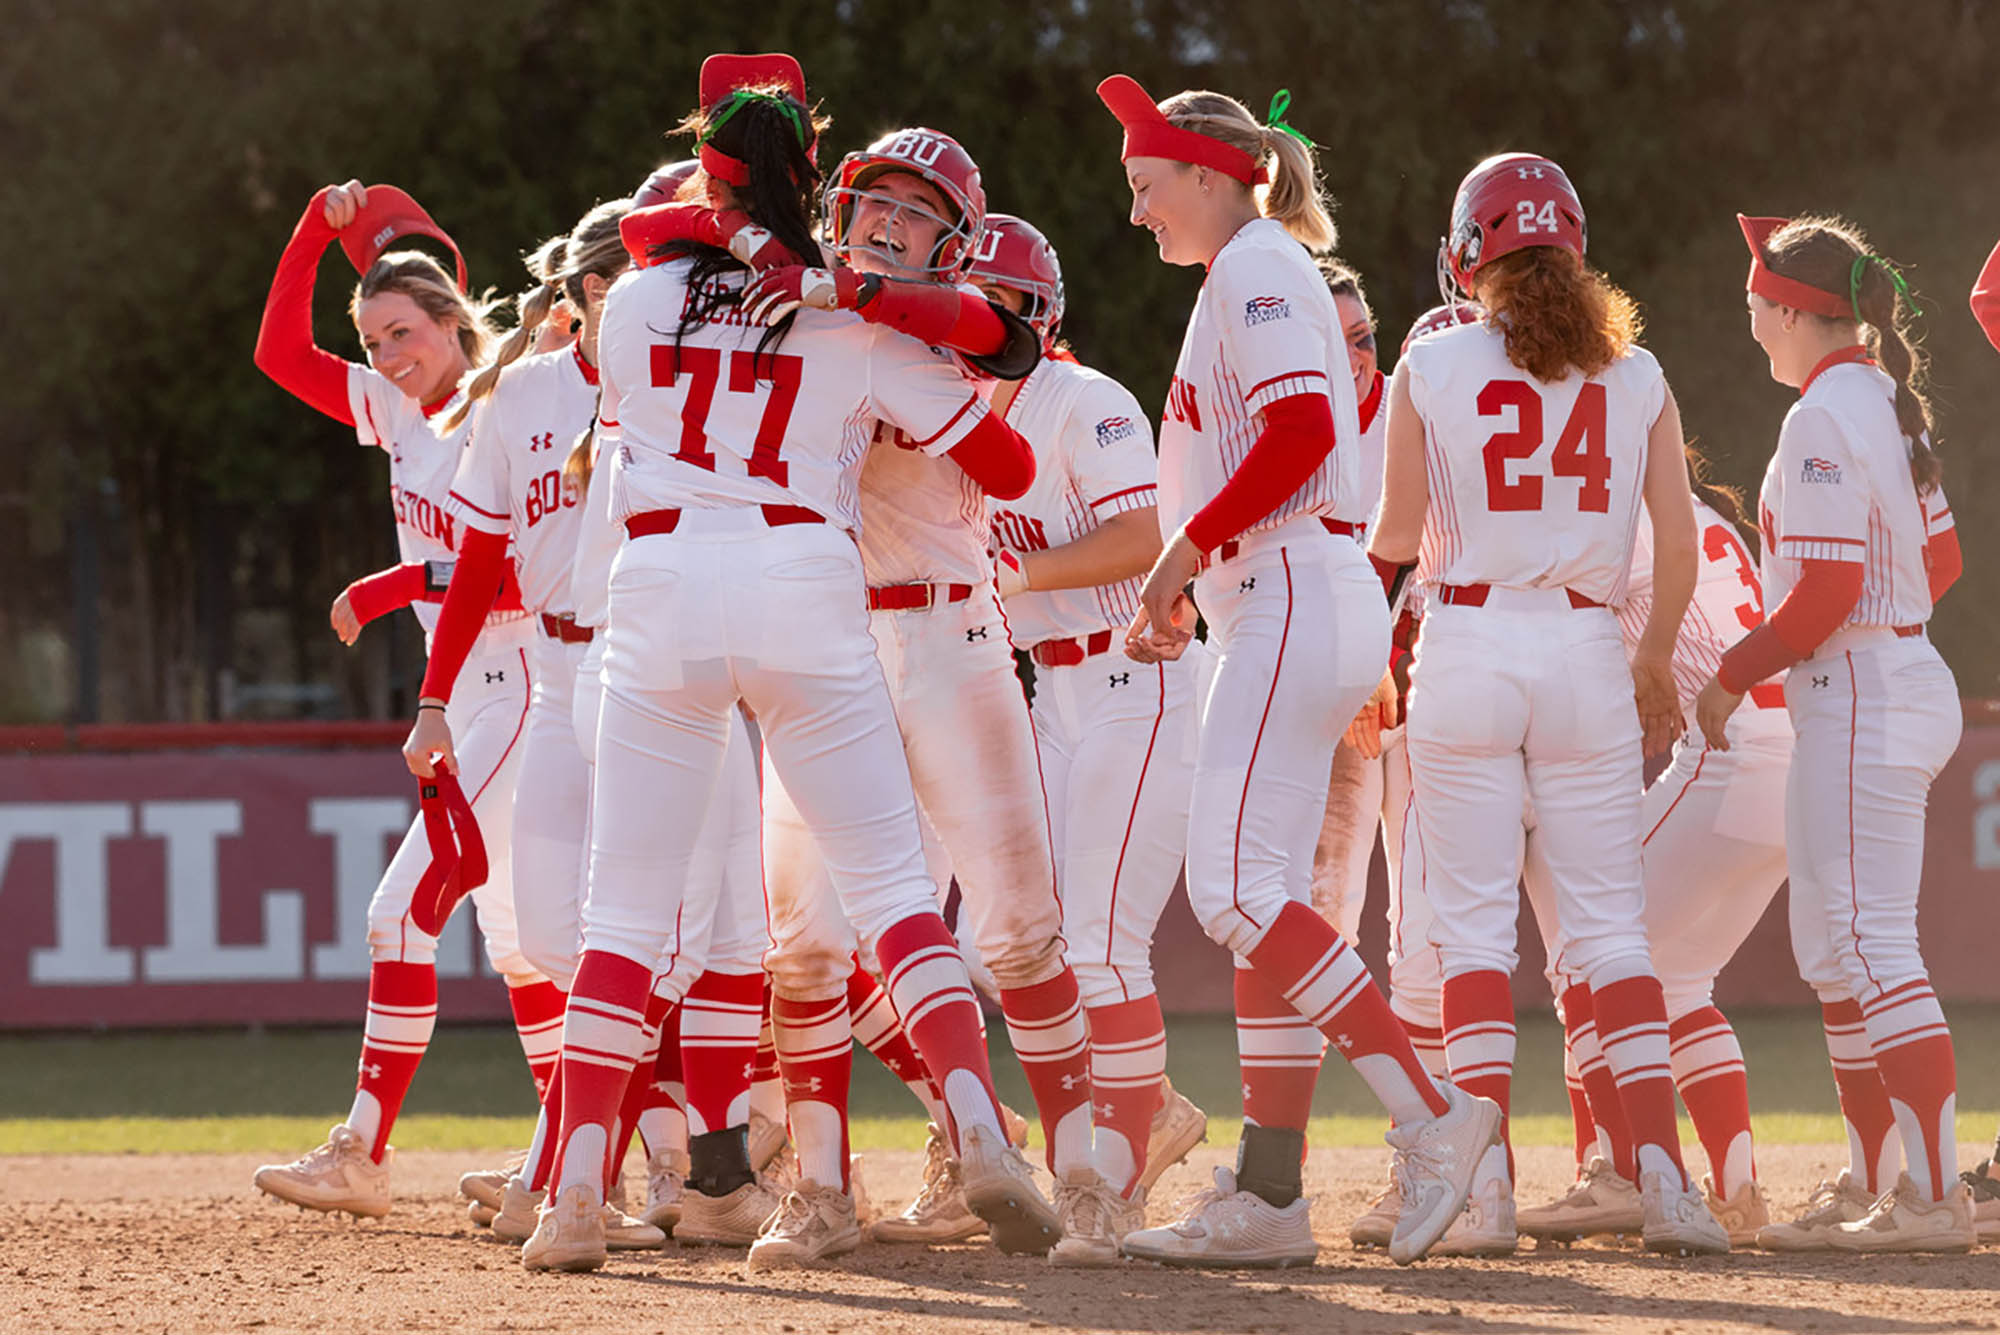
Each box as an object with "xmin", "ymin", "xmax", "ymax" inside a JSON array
[
  {"xmin": 1264, "ymin": 89, "xmax": 1318, "ymax": 149},
  {"xmin": 1849, "ymin": 253, "xmax": 1923, "ymax": 323}
]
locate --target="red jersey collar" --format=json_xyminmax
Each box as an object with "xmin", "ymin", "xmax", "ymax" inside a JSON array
[
  {"xmin": 419, "ymin": 389, "xmax": 458, "ymax": 419},
  {"xmin": 572, "ymin": 341, "xmax": 600, "ymax": 387},
  {"xmin": 1357, "ymin": 370, "xmax": 1385, "ymax": 433},
  {"xmin": 1800, "ymin": 344, "xmax": 1873, "ymax": 396}
]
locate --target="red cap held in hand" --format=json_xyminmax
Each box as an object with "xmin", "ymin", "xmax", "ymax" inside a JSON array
[
  {"xmin": 338, "ymin": 184, "xmax": 469, "ymax": 293},
  {"xmin": 409, "ymin": 770, "xmax": 487, "ymax": 937}
]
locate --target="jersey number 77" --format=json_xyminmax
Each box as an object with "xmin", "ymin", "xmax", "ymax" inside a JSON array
[{"xmin": 652, "ymin": 345, "xmax": 802, "ymax": 486}]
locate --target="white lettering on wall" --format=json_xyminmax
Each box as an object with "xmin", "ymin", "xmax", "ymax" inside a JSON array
[
  {"xmin": 139, "ymin": 801, "xmax": 305, "ymax": 982},
  {"xmin": 309, "ymin": 798, "xmax": 412, "ymax": 980},
  {"xmin": 6, "ymin": 803, "xmax": 138, "ymax": 984}
]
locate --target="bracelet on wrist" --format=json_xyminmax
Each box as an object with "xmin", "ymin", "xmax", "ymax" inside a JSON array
[{"xmin": 418, "ymin": 703, "xmax": 446, "ymax": 713}]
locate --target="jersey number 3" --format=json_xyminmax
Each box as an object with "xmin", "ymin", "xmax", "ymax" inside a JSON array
[
  {"xmin": 1478, "ymin": 379, "xmax": 1610, "ymax": 513},
  {"xmin": 651, "ymin": 346, "xmax": 802, "ymax": 486}
]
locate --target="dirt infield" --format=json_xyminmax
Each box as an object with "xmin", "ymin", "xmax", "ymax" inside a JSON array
[{"xmin": 6, "ymin": 1144, "xmax": 1995, "ymax": 1334}]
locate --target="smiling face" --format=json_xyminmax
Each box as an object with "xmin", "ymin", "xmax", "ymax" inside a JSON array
[
  {"xmin": 1124, "ymin": 155, "xmax": 1216, "ymax": 267},
  {"xmin": 844, "ymin": 169, "xmax": 955, "ymax": 279},
  {"xmin": 355, "ymin": 291, "xmax": 465, "ymax": 405},
  {"xmin": 1332, "ymin": 291, "xmax": 1378, "ymax": 396}
]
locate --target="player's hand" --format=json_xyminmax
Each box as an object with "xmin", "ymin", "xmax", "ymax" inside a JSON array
[
  {"xmin": 1631, "ymin": 653, "xmax": 1684, "ymax": 758},
  {"xmin": 321, "ymin": 179, "xmax": 368, "ymax": 231},
  {"xmin": 329, "ymin": 590, "xmax": 361, "ymax": 646},
  {"xmin": 1694, "ymin": 676, "xmax": 1743, "ymax": 753},
  {"xmin": 1126, "ymin": 532, "xmax": 1200, "ymax": 663},
  {"xmin": 403, "ymin": 703, "xmax": 457, "ymax": 779},
  {"xmin": 719, "ymin": 210, "xmax": 808, "ymax": 270},
  {"xmin": 742, "ymin": 265, "xmax": 861, "ymax": 324},
  {"xmin": 1343, "ymin": 670, "xmax": 1399, "ymax": 759},
  {"xmin": 995, "ymin": 549, "xmax": 1031, "ymax": 600}
]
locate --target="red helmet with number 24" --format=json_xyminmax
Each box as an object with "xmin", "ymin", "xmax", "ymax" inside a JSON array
[
  {"xmin": 824, "ymin": 127, "xmax": 987, "ymax": 281},
  {"xmin": 1439, "ymin": 152, "xmax": 1586, "ymax": 301},
  {"xmin": 966, "ymin": 213, "xmax": 1065, "ymax": 351}
]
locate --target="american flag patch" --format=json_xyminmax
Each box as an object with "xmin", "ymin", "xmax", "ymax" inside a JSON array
[
  {"xmin": 1094, "ymin": 416, "xmax": 1137, "ymax": 447},
  {"xmin": 1244, "ymin": 295, "xmax": 1292, "ymax": 326},
  {"xmin": 1800, "ymin": 456, "xmax": 1842, "ymax": 484}
]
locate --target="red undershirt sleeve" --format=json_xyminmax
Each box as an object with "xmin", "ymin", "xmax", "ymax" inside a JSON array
[
  {"xmin": 860, "ymin": 281, "xmax": 1006, "ymax": 356},
  {"xmin": 418, "ymin": 528, "xmax": 508, "ymax": 702},
  {"xmin": 254, "ymin": 191, "xmax": 358, "ymax": 426},
  {"xmin": 1716, "ymin": 559, "xmax": 1864, "ymax": 693},
  {"xmin": 945, "ymin": 413, "xmax": 1036, "ymax": 500},
  {"xmin": 343, "ymin": 564, "xmax": 428, "ymax": 626},
  {"xmin": 1183, "ymin": 393, "xmax": 1335, "ymax": 553},
  {"xmin": 1928, "ymin": 526, "xmax": 1963, "ymax": 603},
  {"xmin": 1971, "ymin": 237, "xmax": 2000, "ymax": 355}
]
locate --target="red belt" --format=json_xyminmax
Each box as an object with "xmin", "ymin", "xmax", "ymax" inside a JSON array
[
  {"xmin": 1894, "ymin": 624, "xmax": 1924, "ymax": 638},
  {"xmin": 867, "ymin": 582, "xmax": 974, "ymax": 612},
  {"xmin": 1031, "ymin": 629, "xmax": 1115, "ymax": 668},
  {"xmin": 1203, "ymin": 517, "xmax": 1362, "ymax": 572},
  {"xmin": 1435, "ymin": 582, "xmax": 1604, "ymax": 610},
  {"xmin": 539, "ymin": 613, "xmax": 594, "ymax": 644},
  {"xmin": 624, "ymin": 504, "xmax": 825, "ymax": 539}
]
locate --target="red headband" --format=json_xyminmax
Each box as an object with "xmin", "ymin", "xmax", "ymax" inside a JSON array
[
  {"xmin": 338, "ymin": 185, "xmax": 468, "ymax": 293},
  {"xmin": 698, "ymin": 52, "xmax": 812, "ymax": 187},
  {"xmin": 409, "ymin": 771, "xmax": 487, "ymax": 937},
  {"xmin": 1096, "ymin": 74, "xmax": 1268, "ymax": 187},
  {"xmin": 1738, "ymin": 214, "xmax": 1850, "ymax": 320}
]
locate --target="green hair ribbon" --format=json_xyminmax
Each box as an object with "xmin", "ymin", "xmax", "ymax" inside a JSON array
[
  {"xmin": 696, "ymin": 89, "xmax": 809, "ymax": 152},
  {"xmin": 1848, "ymin": 253, "xmax": 1923, "ymax": 322},
  {"xmin": 1264, "ymin": 89, "xmax": 1317, "ymax": 149}
]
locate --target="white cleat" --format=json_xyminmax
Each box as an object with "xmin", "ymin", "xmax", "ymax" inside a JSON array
[
  {"xmin": 1384, "ymin": 1081, "xmax": 1503, "ymax": 1265},
  {"xmin": 849, "ymin": 1154, "xmax": 876, "ymax": 1227},
  {"xmin": 1517, "ymin": 1156, "xmax": 1643, "ymax": 1242},
  {"xmin": 675, "ymin": 1175, "xmax": 783, "ymax": 1246},
  {"xmin": 521, "ymin": 1184, "xmax": 606, "ymax": 1273},
  {"xmin": 467, "ymin": 1200, "xmax": 498, "ymax": 1228},
  {"xmin": 643, "ymin": 1148, "xmax": 689, "ymax": 1233},
  {"xmin": 871, "ymin": 1123, "xmax": 985, "ymax": 1244},
  {"xmin": 1431, "ymin": 1158, "xmax": 1517, "ymax": 1258},
  {"xmin": 1640, "ymin": 1171, "xmax": 1731, "ymax": 1255},
  {"xmin": 747, "ymin": 1112, "xmax": 789, "ymax": 1172},
  {"xmin": 1703, "ymin": 1174, "xmax": 1770, "ymax": 1248},
  {"xmin": 1001, "ymin": 1103, "xmax": 1032, "ymax": 1150},
  {"xmin": 603, "ymin": 1202, "xmax": 666, "ymax": 1251},
  {"xmin": 253, "ymin": 1126, "xmax": 391, "ymax": 1219},
  {"xmin": 1120, "ymin": 1166, "xmax": 1316, "ymax": 1269},
  {"xmin": 490, "ymin": 1175, "xmax": 546, "ymax": 1244},
  {"xmin": 458, "ymin": 1149, "xmax": 526, "ymax": 1212},
  {"xmin": 1139, "ymin": 1078, "xmax": 1208, "ymax": 1193},
  {"xmin": 958, "ymin": 1123, "xmax": 1063, "ymax": 1255},
  {"xmin": 1755, "ymin": 1170, "xmax": 1875, "ymax": 1252},
  {"xmin": 1825, "ymin": 1174, "xmax": 1975, "ymax": 1253},
  {"xmin": 1050, "ymin": 1166, "xmax": 1145, "ymax": 1268},
  {"xmin": 746, "ymin": 1179, "xmax": 863, "ymax": 1271},
  {"xmin": 1348, "ymin": 1171, "xmax": 1399, "ymax": 1249}
]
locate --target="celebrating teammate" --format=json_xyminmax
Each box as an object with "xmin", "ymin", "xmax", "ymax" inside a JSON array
[
  {"xmin": 1097, "ymin": 75, "xmax": 1499, "ymax": 1269},
  {"xmin": 249, "ymin": 181, "xmax": 564, "ymax": 1219},
  {"xmin": 1367, "ymin": 152, "xmax": 1726, "ymax": 1254},
  {"xmin": 1694, "ymin": 213, "xmax": 1969, "ymax": 1251}
]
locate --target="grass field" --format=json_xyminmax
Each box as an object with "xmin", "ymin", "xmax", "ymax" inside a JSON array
[{"xmin": 6, "ymin": 1006, "xmax": 1996, "ymax": 1157}]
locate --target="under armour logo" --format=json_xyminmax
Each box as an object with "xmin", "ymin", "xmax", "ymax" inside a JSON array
[
  {"xmin": 530, "ymin": 430, "xmax": 555, "ymax": 453},
  {"xmin": 966, "ymin": 626, "xmax": 989, "ymax": 642},
  {"xmin": 785, "ymin": 1076, "xmax": 825, "ymax": 1094},
  {"xmin": 1812, "ymin": 675, "xmax": 1829, "ymax": 688},
  {"xmin": 1239, "ymin": 577, "xmax": 1256, "ymax": 593},
  {"xmin": 1095, "ymin": 1101, "xmax": 1117, "ymax": 1120},
  {"xmin": 485, "ymin": 670, "xmax": 504, "ymax": 683},
  {"xmin": 1059, "ymin": 1073, "xmax": 1085, "ymax": 1091},
  {"xmin": 359, "ymin": 1062, "xmax": 383, "ymax": 1080},
  {"xmin": 1108, "ymin": 672, "xmax": 1130, "ymax": 688},
  {"xmin": 1517, "ymin": 165, "xmax": 1547, "ymax": 179},
  {"xmin": 1333, "ymin": 1032, "xmax": 1353, "ymax": 1052}
]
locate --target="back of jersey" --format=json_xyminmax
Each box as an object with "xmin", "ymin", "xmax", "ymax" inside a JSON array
[{"xmin": 1404, "ymin": 322, "xmax": 1662, "ymax": 606}]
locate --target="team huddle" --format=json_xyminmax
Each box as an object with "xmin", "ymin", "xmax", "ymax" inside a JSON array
[{"xmin": 246, "ymin": 49, "xmax": 1996, "ymax": 1273}]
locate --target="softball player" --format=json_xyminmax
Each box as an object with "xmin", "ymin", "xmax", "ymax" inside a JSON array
[
  {"xmin": 1368, "ymin": 152, "xmax": 1726, "ymax": 1255},
  {"xmin": 1695, "ymin": 213, "xmax": 1970, "ymax": 1252},
  {"xmin": 523, "ymin": 57, "xmax": 1055, "ymax": 1274},
  {"xmin": 250, "ymin": 182, "xmax": 562, "ymax": 1219},
  {"xmin": 1098, "ymin": 75, "xmax": 1498, "ymax": 1270}
]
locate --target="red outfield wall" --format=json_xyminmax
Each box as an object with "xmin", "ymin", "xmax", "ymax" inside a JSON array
[{"xmin": 3, "ymin": 718, "xmax": 1998, "ymax": 1029}]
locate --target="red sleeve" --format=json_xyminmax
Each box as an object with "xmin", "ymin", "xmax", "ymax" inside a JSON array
[
  {"xmin": 1972, "ymin": 238, "xmax": 2000, "ymax": 355},
  {"xmin": 254, "ymin": 190, "xmax": 358, "ymax": 425},
  {"xmin": 418, "ymin": 529, "xmax": 508, "ymax": 702},
  {"xmin": 1715, "ymin": 559, "xmax": 1864, "ymax": 693},
  {"xmin": 620, "ymin": 202, "xmax": 722, "ymax": 268},
  {"xmin": 343, "ymin": 564, "xmax": 427, "ymax": 626},
  {"xmin": 1928, "ymin": 525, "xmax": 1963, "ymax": 603},
  {"xmin": 945, "ymin": 413, "xmax": 1035, "ymax": 500},
  {"xmin": 860, "ymin": 281, "xmax": 1007, "ymax": 357},
  {"xmin": 1183, "ymin": 393, "xmax": 1335, "ymax": 552}
]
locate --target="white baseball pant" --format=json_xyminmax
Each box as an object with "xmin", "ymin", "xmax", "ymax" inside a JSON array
[{"xmin": 513, "ymin": 629, "xmax": 592, "ymax": 991}]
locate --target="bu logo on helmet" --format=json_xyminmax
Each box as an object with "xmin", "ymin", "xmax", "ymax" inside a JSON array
[{"xmin": 884, "ymin": 130, "xmax": 950, "ymax": 167}]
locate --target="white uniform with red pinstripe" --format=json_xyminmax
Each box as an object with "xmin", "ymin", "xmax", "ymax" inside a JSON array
[
  {"xmin": 1756, "ymin": 356, "xmax": 1962, "ymax": 1201},
  {"xmin": 347, "ymin": 364, "xmax": 538, "ymax": 983}
]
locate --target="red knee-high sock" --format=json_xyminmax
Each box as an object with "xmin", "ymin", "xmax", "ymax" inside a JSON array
[
  {"xmin": 1234, "ymin": 961, "xmax": 1323, "ymax": 1133},
  {"xmin": 848, "ymin": 957, "xmax": 945, "ymax": 1120},
  {"xmin": 1560, "ymin": 982, "xmax": 1636, "ymax": 1181},
  {"xmin": 1668, "ymin": 1006, "xmax": 1756, "ymax": 1198},
  {"xmin": 774, "ymin": 993, "xmax": 854, "ymax": 1191},
  {"xmin": 1086, "ymin": 994, "xmax": 1167, "ymax": 1192},
  {"xmin": 352, "ymin": 960, "xmax": 438, "ymax": 1162},
  {"xmin": 1244, "ymin": 901, "xmax": 1447, "ymax": 1124},
  {"xmin": 1442, "ymin": 969, "xmax": 1515, "ymax": 1174},
  {"xmin": 1398, "ymin": 1017, "xmax": 1449, "ymax": 1081},
  {"xmin": 1590, "ymin": 974, "xmax": 1688, "ymax": 1187},
  {"xmin": 526, "ymin": 1060, "xmax": 563, "ymax": 1191},
  {"xmin": 1822, "ymin": 998, "xmax": 1900, "ymax": 1194},
  {"xmin": 638, "ymin": 1002, "xmax": 686, "ymax": 1159},
  {"xmin": 999, "ymin": 968, "xmax": 1093, "ymax": 1171},
  {"xmin": 873, "ymin": 913, "xmax": 1003, "ymax": 1149},
  {"xmin": 1566, "ymin": 1071, "xmax": 1597, "ymax": 1173},
  {"xmin": 550, "ymin": 950, "xmax": 655, "ymax": 1196},
  {"xmin": 507, "ymin": 978, "xmax": 567, "ymax": 1102},
  {"xmin": 609, "ymin": 989, "xmax": 674, "ymax": 1192},
  {"xmin": 1860, "ymin": 979, "xmax": 1959, "ymax": 1202},
  {"xmin": 680, "ymin": 969, "xmax": 765, "ymax": 1136}
]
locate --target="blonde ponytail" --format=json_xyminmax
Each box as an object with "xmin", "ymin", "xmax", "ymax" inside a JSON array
[
  {"xmin": 1159, "ymin": 89, "xmax": 1337, "ymax": 254},
  {"xmin": 442, "ymin": 278, "xmax": 557, "ymax": 432}
]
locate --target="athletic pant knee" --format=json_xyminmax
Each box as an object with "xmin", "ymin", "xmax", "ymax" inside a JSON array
[
  {"xmin": 1071, "ymin": 961, "xmax": 1154, "ymax": 1008},
  {"xmin": 515, "ymin": 938, "xmax": 576, "ymax": 995},
  {"xmin": 976, "ymin": 933, "xmax": 1069, "ymax": 992},
  {"xmin": 764, "ymin": 940, "xmax": 852, "ymax": 1000},
  {"xmin": 1553, "ymin": 932, "xmax": 1654, "ymax": 987}
]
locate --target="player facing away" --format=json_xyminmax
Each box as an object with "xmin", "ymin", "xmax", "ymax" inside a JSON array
[
  {"xmin": 1098, "ymin": 74, "xmax": 1500, "ymax": 1269},
  {"xmin": 250, "ymin": 182, "xmax": 566, "ymax": 1218},
  {"xmin": 1368, "ymin": 152, "xmax": 1728, "ymax": 1255},
  {"xmin": 522, "ymin": 56, "xmax": 1056, "ymax": 1274},
  {"xmin": 972, "ymin": 212, "xmax": 1209, "ymax": 1263},
  {"xmin": 1694, "ymin": 213, "xmax": 1970, "ymax": 1252}
]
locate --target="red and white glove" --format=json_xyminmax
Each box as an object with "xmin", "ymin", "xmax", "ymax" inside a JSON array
[
  {"xmin": 741, "ymin": 264, "xmax": 880, "ymax": 325},
  {"xmin": 619, "ymin": 204, "xmax": 807, "ymax": 271},
  {"xmin": 995, "ymin": 548, "xmax": 1031, "ymax": 600}
]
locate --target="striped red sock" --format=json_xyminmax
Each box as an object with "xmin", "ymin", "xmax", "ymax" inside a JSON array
[
  {"xmin": 1561, "ymin": 982, "xmax": 1636, "ymax": 1180},
  {"xmin": 551, "ymin": 950, "xmax": 655, "ymax": 1195},
  {"xmin": 354, "ymin": 961, "xmax": 437, "ymax": 1162},
  {"xmin": 1086, "ymin": 995, "xmax": 1167, "ymax": 1192},
  {"xmin": 999, "ymin": 969, "xmax": 1093, "ymax": 1171},
  {"xmin": 680, "ymin": 970, "xmax": 765, "ymax": 1137},
  {"xmin": 874, "ymin": 913, "xmax": 1003, "ymax": 1149},
  {"xmin": 1234, "ymin": 962, "xmax": 1323, "ymax": 1133},
  {"xmin": 506, "ymin": 978, "xmax": 566, "ymax": 1102},
  {"xmin": 610, "ymin": 990, "xmax": 674, "ymax": 1191},
  {"xmin": 526, "ymin": 1060, "xmax": 562, "ymax": 1191},
  {"xmin": 1442, "ymin": 969, "xmax": 1515, "ymax": 1172},
  {"xmin": 638, "ymin": 1001, "xmax": 686, "ymax": 1159},
  {"xmin": 848, "ymin": 957, "xmax": 944, "ymax": 1119},
  {"xmin": 1591, "ymin": 974, "xmax": 1688, "ymax": 1186},
  {"xmin": 1860, "ymin": 979, "xmax": 1959, "ymax": 1201},
  {"xmin": 1669, "ymin": 1007, "xmax": 1755, "ymax": 1198},
  {"xmin": 1822, "ymin": 998, "xmax": 1900, "ymax": 1194},
  {"xmin": 1398, "ymin": 1017, "xmax": 1448, "ymax": 1080},
  {"xmin": 774, "ymin": 993, "xmax": 853, "ymax": 1190}
]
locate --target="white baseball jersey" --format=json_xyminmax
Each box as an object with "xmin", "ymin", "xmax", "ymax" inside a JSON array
[
  {"xmin": 446, "ymin": 344, "xmax": 600, "ymax": 615},
  {"xmin": 1756, "ymin": 357, "xmax": 1953, "ymax": 629},
  {"xmin": 568, "ymin": 444, "xmax": 621, "ymax": 630},
  {"xmin": 1355, "ymin": 369, "xmax": 1386, "ymax": 534},
  {"xmin": 1404, "ymin": 322, "xmax": 1664, "ymax": 606},
  {"xmin": 1155, "ymin": 217, "xmax": 1364, "ymax": 539},
  {"xmin": 986, "ymin": 355, "xmax": 1157, "ymax": 644},
  {"xmin": 855, "ymin": 422, "xmax": 992, "ymax": 587},
  {"xmin": 596, "ymin": 259, "xmax": 991, "ymax": 532},
  {"xmin": 347, "ymin": 364, "xmax": 531, "ymax": 641}
]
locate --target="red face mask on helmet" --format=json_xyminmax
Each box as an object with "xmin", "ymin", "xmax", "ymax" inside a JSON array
[
  {"xmin": 824, "ymin": 127, "xmax": 987, "ymax": 281},
  {"xmin": 1399, "ymin": 301, "xmax": 1484, "ymax": 358},
  {"xmin": 1438, "ymin": 152, "xmax": 1586, "ymax": 302},
  {"xmin": 965, "ymin": 213, "xmax": 1065, "ymax": 350}
]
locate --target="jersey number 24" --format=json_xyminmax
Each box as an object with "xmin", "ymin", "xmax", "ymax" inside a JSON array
[{"xmin": 1478, "ymin": 379, "xmax": 1609, "ymax": 514}]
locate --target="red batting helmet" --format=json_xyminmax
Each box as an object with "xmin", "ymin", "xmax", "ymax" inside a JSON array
[
  {"xmin": 1399, "ymin": 301, "xmax": 1484, "ymax": 358},
  {"xmin": 1438, "ymin": 153, "xmax": 1586, "ymax": 301},
  {"xmin": 966, "ymin": 214, "xmax": 1065, "ymax": 350},
  {"xmin": 824, "ymin": 127, "xmax": 987, "ymax": 280}
]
